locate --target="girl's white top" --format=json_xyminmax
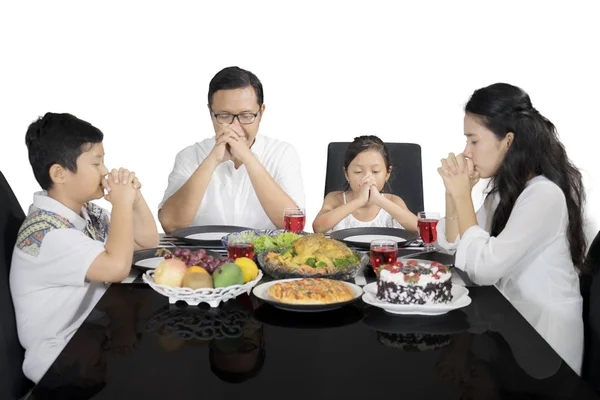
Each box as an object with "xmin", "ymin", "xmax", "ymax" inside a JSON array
[{"xmin": 331, "ymin": 192, "xmax": 405, "ymax": 232}]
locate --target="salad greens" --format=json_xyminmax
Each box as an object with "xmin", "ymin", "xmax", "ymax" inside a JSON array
[
  {"xmin": 333, "ymin": 254, "xmax": 360, "ymax": 268},
  {"xmin": 254, "ymin": 232, "xmax": 302, "ymax": 253}
]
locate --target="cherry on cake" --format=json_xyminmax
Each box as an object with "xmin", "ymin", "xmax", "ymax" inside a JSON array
[{"xmin": 376, "ymin": 260, "xmax": 452, "ymax": 305}]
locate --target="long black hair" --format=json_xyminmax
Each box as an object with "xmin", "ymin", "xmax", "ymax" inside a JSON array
[{"xmin": 465, "ymin": 83, "xmax": 586, "ymax": 269}]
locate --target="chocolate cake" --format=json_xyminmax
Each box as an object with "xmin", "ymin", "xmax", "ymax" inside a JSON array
[{"xmin": 376, "ymin": 261, "xmax": 452, "ymax": 305}]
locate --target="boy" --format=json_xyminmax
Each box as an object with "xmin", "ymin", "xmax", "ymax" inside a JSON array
[{"xmin": 9, "ymin": 112, "xmax": 159, "ymax": 383}]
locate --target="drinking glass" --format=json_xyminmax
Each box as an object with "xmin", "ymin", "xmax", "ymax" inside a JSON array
[
  {"xmin": 417, "ymin": 211, "xmax": 440, "ymax": 252},
  {"xmin": 283, "ymin": 207, "xmax": 306, "ymax": 232},
  {"xmin": 227, "ymin": 235, "xmax": 255, "ymax": 260},
  {"xmin": 370, "ymin": 239, "xmax": 398, "ymax": 275}
]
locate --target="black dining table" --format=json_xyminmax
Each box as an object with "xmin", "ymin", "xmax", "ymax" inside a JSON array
[{"xmin": 27, "ymin": 244, "xmax": 600, "ymax": 400}]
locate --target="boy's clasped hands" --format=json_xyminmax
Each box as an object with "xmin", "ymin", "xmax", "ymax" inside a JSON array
[{"xmin": 101, "ymin": 168, "xmax": 141, "ymax": 206}]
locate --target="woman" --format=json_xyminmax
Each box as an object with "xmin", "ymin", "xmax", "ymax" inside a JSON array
[{"xmin": 436, "ymin": 83, "xmax": 586, "ymax": 374}]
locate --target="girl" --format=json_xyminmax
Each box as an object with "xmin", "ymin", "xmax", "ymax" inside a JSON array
[
  {"xmin": 436, "ymin": 83, "xmax": 585, "ymax": 374},
  {"xmin": 313, "ymin": 135, "xmax": 418, "ymax": 233}
]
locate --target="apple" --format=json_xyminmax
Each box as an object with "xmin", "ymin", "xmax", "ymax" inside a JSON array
[{"xmin": 154, "ymin": 259, "xmax": 187, "ymax": 287}]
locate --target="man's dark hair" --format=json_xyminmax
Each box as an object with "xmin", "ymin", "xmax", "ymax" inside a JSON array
[
  {"xmin": 208, "ymin": 66, "xmax": 264, "ymax": 106},
  {"xmin": 25, "ymin": 112, "xmax": 103, "ymax": 190}
]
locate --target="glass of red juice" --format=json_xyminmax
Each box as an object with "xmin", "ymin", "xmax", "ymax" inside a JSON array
[
  {"xmin": 417, "ymin": 211, "xmax": 440, "ymax": 252},
  {"xmin": 283, "ymin": 207, "xmax": 305, "ymax": 232},
  {"xmin": 227, "ymin": 236, "xmax": 255, "ymax": 260},
  {"xmin": 370, "ymin": 239, "xmax": 398, "ymax": 275}
]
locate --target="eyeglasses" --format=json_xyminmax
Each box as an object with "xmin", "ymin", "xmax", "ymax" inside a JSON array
[{"xmin": 211, "ymin": 109, "xmax": 261, "ymax": 125}]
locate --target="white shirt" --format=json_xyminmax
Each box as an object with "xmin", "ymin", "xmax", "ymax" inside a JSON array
[
  {"xmin": 331, "ymin": 191, "xmax": 405, "ymax": 231},
  {"xmin": 9, "ymin": 192, "xmax": 109, "ymax": 383},
  {"xmin": 436, "ymin": 176, "xmax": 583, "ymax": 374},
  {"xmin": 159, "ymin": 135, "xmax": 305, "ymax": 230}
]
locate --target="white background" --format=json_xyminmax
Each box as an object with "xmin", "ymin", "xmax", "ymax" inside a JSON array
[{"xmin": 1, "ymin": 1, "xmax": 599, "ymax": 244}]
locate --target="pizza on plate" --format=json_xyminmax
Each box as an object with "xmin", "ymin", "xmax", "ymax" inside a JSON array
[{"xmin": 267, "ymin": 278, "xmax": 355, "ymax": 305}]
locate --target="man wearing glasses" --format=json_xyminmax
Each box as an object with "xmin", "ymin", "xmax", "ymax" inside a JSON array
[{"xmin": 158, "ymin": 66, "xmax": 305, "ymax": 231}]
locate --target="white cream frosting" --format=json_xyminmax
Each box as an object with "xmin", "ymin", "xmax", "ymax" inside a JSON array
[{"xmin": 379, "ymin": 266, "xmax": 451, "ymax": 287}]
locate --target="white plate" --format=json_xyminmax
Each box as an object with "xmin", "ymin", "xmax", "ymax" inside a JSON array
[
  {"xmin": 362, "ymin": 282, "xmax": 471, "ymax": 316},
  {"xmin": 253, "ymin": 278, "xmax": 363, "ymax": 312},
  {"xmin": 344, "ymin": 234, "xmax": 407, "ymax": 243},
  {"xmin": 134, "ymin": 256, "xmax": 165, "ymax": 269},
  {"xmin": 186, "ymin": 232, "xmax": 231, "ymax": 241}
]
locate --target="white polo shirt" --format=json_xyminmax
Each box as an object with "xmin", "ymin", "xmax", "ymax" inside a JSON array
[
  {"xmin": 9, "ymin": 192, "xmax": 110, "ymax": 383},
  {"xmin": 159, "ymin": 135, "xmax": 306, "ymax": 229}
]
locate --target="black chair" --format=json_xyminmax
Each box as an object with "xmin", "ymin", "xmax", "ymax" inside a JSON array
[
  {"xmin": 323, "ymin": 142, "xmax": 424, "ymax": 214},
  {"xmin": 582, "ymin": 230, "xmax": 600, "ymax": 391},
  {"xmin": 0, "ymin": 171, "xmax": 32, "ymax": 399}
]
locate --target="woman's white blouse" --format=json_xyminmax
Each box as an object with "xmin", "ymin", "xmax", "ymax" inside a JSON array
[{"xmin": 436, "ymin": 176, "xmax": 583, "ymax": 374}]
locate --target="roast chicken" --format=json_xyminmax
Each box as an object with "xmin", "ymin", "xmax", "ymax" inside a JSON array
[{"xmin": 291, "ymin": 234, "xmax": 353, "ymax": 267}]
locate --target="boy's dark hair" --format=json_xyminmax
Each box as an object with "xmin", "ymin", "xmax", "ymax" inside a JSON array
[
  {"xmin": 25, "ymin": 112, "xmax": 104, "ymax": 190},
  {"xmin": 208, "ymin": 66, "xmax": 264, "ymax": 106}
]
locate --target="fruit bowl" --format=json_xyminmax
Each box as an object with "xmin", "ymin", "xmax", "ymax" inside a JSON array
[{"xmin": 143, "ymin": 270, "xmax": 264, "ymax": 307}]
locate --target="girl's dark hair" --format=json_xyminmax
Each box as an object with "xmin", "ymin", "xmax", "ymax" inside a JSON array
[
  {"xmin": 344, "ymin": 135, "xmax": 391, "ymax": 171},
  {"xmin": 465, "ymin": 83, "xmax": 586, "ymax": 269},
  {"xmin": 25, "ymin": 112, "xmax": 104, "ymax": 190},
  {"xmin": 208, "ymin": 66, "xmax": 263, "ymax": 106},
  {"xmin": 343, "ymin": 135, "xmax": 392, "ymax": 192}
]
